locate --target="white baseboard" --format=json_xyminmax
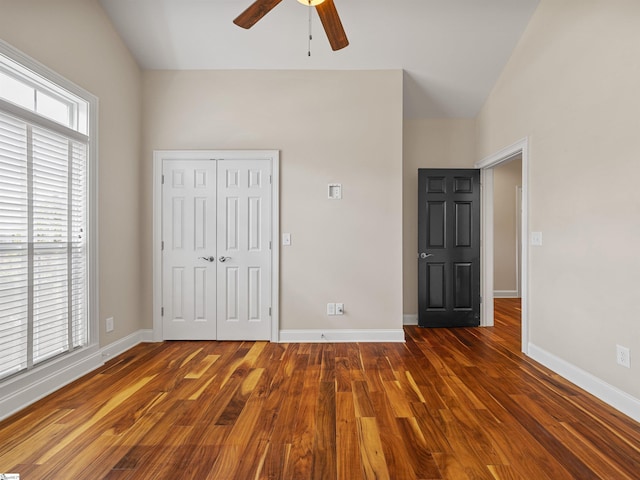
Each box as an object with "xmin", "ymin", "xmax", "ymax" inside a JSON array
[
  {"xmin": 0, "ymin": 329, "xmax": 155, "ymax": 422},
  {"xmin": 403, "ymin": 314, "xmax": 418, "ymax": 325},
  {"xmin": 528, "ymin": 343, "xmax": 640, "ymax": 423},
  {"xmin": 494, "ymin": 290, "xmax": 519, "ymax": 298},
  {"xmin": 279, "ymin": 329, "xmax": 405, "ymax": 343},
  {"xmin": 101, "ymin": 329, "xmax": 154, "ymax": 362}
]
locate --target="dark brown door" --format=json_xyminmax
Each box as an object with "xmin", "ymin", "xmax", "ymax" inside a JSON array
[{"xmin": 418, "ymin": 169, "xmax": 480, "ymax": 327}]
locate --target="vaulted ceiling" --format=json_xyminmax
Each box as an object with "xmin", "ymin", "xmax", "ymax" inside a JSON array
[{"xmin": 99, "ymin": 0, "xmax": 540, "ymax": 118}]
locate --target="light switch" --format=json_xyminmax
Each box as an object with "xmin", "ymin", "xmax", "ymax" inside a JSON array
[
  {"xmin": 531, "ymin": 231, "xmax": 543, "ymax": 246},
  {"xmin": 282, "ymin": 233, "xmax": 291, "ymax": 246}
]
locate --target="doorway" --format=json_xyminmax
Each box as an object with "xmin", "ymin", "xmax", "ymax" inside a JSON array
[
  {"xmin": 493, "ymin": 159, "xmax": 522, "ymax": 299},
  {"xmin": 475, "ymin": 139, "xmax": 529, "ymax": 353},
  {"xmin": 152, "ymin": 150, "xmax": 280, "ymax": 342}
]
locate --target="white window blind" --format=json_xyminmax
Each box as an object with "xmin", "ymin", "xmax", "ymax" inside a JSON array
[{"xmin": 0, "ymin": 111, "xmax": 87, "ymax": 381}]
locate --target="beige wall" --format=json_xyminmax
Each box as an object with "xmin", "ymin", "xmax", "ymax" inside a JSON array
[
  {"xmin": 477, "ymin": 0, "xmax": 640, "ymax": 398},
  {"xmin": 142, "ymin": 70, "xmax": 404, "ymax": 332},
  {"xmin": 402, "ymin": 119, "xmax": 477, "ymax": 315},
  {"xmin": 0, "ymin": 0, "xmax": 143, "ymax": 346},
  {"xmin": 493, "ymin": 158, "xmax": 522, "ymax": 294}
]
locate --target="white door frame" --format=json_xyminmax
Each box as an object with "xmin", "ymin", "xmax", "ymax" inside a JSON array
[
  {"xmin": 152, "ymin": 150, "xmax": 280, "ymax": 342},
  {"xmin": 475, "ymin": 138, "xmax": 529, "ymax": 354},
  {"xmin": 516, "ymin": 185, "xmax": 523, "ymax": 298}
]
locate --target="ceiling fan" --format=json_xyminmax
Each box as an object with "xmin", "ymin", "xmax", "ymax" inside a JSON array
[{"xmin": 233, "ymin": 0, "xmax": 349, "ymax": 51}]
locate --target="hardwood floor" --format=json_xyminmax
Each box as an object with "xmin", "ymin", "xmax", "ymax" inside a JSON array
[{"xmin": 1, "ymin": 298, "xmax": 639, "ymax": 479}]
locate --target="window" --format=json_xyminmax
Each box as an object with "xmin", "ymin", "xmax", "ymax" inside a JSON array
[
  {"xmin": 0, "ymin": 58, "xmax": 87, "ymax": 134},
  {"xmin": 0, "ymin": 44, "xmax": 96, "ymax": 383}
]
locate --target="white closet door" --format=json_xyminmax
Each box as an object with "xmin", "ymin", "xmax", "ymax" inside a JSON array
[
  {"xmin": 162, "ymin": 160, "xmax": 217, "ymax": 340},
  {"xmin": 216, "ymin": 159, "xmax": 272, "ymax": 340}
]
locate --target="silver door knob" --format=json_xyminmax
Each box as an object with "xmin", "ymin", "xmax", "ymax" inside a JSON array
[
  {"xmin": 198, "ymin": 256, "xmax": 215, "ymax": 262},
  {"xmin": 419, "ymin": 253, "xmax": 433, "ymax": 259},
  {"xmin": 218, "ymin": 256, "xmax": 231, "ymax": 263}
]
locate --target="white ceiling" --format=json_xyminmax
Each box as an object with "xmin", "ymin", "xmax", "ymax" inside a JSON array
[{"xmin": 98, "ymin": 0, "xmax": 540, "ymax": 118}]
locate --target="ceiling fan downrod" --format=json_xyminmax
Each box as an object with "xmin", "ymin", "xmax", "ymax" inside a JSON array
[{"xmin": 308, "ymin": 0, "xmax": 313, "ymax": 56}]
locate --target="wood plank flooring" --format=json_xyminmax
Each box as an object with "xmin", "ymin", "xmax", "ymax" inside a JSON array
[{"xmin": 1, "ymin": 298, "xmax": 639, "ymax": 479}]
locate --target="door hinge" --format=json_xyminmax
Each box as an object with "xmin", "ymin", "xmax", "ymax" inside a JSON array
[
  {"xmin": 161, "ymin": 307, "xmax": 164, "ymax": 316},
  {"xmin": 269, "ymin": 307, "xmax": 272, "ymax": 316},
  {"xmin": 161, "ymin": 241, "xmax": 164, "ymax": 250},
  {"xmin": 269, "ymin": 240, "xmax": 272, "ymax": 250},
  {"xmin": 479, "ymin": 296, "xmax": 482, "ymax": 304},
  {"xmin": 161, "ymin": 174, "xmax": 165, "ymax": 184},
  {"xmin": 269, "ymin": 175, "xmax": 272, "ymax": 185}
]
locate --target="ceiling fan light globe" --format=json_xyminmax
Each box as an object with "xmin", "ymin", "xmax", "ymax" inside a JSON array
[{"xmin": 297, "ymin": 0, "xmax": 326, "ymax": 6}]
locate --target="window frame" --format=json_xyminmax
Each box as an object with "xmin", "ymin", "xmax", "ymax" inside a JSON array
[{"xmin": 0, "ymin": 39, "xmax": 99, "ymax": 409}]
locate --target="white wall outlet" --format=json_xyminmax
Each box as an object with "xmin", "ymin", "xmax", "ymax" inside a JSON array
[
  {"xmin": 105, "ymin": 316, "xmax": 114, "ymax": 333},
  {"xmin": 531, "ymin": 231, "xmax": 543, "ymax": 246},
  {"xmin": 282, "ymin": 233, "xmax": 291, "ymax": 246},
  {"xmin": 335, "ymin": 303, "xmax": 344, "ymax": 315},
  {"xmin": 326, "ymin": 303, "xmax": 335, "ymax": 315},
  {"xmin": 328, "ymin": 183, "xmax": 342, "ymax": 200},
  {"xmin": 616, "ymin": 345, "xmax": 630, "ymax": 368}
]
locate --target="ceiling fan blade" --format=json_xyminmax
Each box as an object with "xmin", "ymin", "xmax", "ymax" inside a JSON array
[
  {"xmin": 233, "ymin": 0, "xmax": 283, "ymax": 29},
  {"xmin": 316, "ymin": 0, "xmax": 349, "ymax": 51}
]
